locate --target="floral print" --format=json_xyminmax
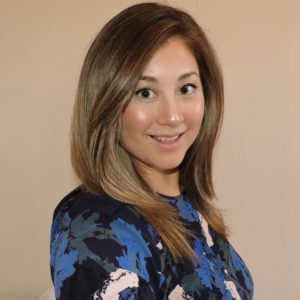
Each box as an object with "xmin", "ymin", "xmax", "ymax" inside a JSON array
[{"xmin": 50, "ymin": 187, "xmax": 253, "ymax": 299}]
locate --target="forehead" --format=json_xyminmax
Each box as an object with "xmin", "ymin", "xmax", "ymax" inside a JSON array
[{"xmin": 142, "ymin": 36, "xmax": 198, "ymax": 76}]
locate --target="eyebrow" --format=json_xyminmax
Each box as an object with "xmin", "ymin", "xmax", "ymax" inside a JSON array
[{"xmin": 139, "ymin": 71, "xmax": 200, "ymax": 82}]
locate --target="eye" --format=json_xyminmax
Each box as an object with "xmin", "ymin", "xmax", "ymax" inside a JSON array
[
  {"xmin": 180, "ymin": 84, "xmax": 197, "ymax": 95},
  {"xmin": 135, "ymin": 88, "xmax": 155, "ymax": 99}
]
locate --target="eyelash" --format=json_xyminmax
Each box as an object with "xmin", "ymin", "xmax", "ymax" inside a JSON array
[
  {"xmin": 180, "ymin": 84, "xmax": 197, "ymax": 95},
  {"xmin": 135, "ymin": 84, "xmax": 198, "ymax": 99},
  {"xmin": 135, "ymin": 88, "xmax": 155, "ymax": 98}
]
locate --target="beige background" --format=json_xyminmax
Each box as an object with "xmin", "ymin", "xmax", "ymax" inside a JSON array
[{"xmin": 1, "ymin": 0, "xmax": 299, "ymax": 299}]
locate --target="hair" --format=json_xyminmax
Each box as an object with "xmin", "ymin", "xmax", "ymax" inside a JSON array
[{"xmin": 71, "ymin": 2, "xmax": 227, "ymax": 262}]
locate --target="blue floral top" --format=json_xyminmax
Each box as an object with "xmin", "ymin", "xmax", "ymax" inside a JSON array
[{"xmin": 50, "ymin": 187, "xmax": 253, "ymax": 299}]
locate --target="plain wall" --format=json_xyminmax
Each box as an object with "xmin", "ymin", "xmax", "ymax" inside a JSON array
[{"xmin": 1, "ymin": 1, "xmax": 299, "ymax": 299}]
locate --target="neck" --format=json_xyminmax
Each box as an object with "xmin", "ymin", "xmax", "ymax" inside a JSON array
[{"xmin": 135, "ymin": 164, "xmax": 181, "ymax": 197}]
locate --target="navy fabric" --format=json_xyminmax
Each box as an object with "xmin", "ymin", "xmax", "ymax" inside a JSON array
[{"xmin": 50, "ymin": 187, "xmax": 253, "ymax": 299}]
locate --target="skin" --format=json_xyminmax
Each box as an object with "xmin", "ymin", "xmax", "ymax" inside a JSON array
[{"xmin": 120, "ymin": 36, "xmax": 205, "ymax": 196}]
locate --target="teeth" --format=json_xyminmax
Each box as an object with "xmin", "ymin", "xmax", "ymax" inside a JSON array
[{"xmin": 154, "ymin": 135, "xmax": 179, "ymax": 142}]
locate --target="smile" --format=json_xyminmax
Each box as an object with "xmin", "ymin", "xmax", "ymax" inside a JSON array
[{"xmin": 151, "ymin": 135, "xmax": 180, "ymax": 142}]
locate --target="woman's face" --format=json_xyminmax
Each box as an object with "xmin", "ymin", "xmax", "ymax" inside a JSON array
[{"xmin": 120, "ymin": 36, "xmax": 205, "ymax": 176}]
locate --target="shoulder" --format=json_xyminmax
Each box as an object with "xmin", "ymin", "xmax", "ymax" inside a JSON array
[
  {"xmin": 51, "ymin": 186, "xmax": 157, "ymax": 257},
  {"xmin": 52, "ymin": 186, "xmax": 126, "ymax": 221},
  {"xmin": 50, "ymin": 187, "xmax": 163, "ymax": 299},
  {"xmin": 51, "ymin": 186, "xmax": 148, "ymax": 237}
]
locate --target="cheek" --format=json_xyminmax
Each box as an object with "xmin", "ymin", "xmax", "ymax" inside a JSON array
[
  {"xmin": 121, "ymin": 104, "xmax": 153, "ymax": 140},
  {"xmin": 188, "ymin": 100, "xmax": 205, "ymax": 129}
]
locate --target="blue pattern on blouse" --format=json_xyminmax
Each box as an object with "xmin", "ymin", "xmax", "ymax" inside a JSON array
[{"xmin": 50, "ymin": 187, "xmax": 254, "ymax": 299}]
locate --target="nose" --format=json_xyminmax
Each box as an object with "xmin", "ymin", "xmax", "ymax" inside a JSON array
[{"xmin": 157, "ymin": 96, "xmax": 184, "ymax": 126}]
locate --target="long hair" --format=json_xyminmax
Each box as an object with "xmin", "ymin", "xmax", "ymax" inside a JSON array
[{"xmin": 71, "ymin": 2, "xmax": 227, "ymax": 261}]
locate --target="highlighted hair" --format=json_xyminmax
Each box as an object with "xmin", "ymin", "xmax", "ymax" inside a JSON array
[{"xmin": 71, "ymin": 2, "xmax": 227, "ymax": 261}]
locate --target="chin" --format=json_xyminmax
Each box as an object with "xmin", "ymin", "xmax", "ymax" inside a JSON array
[{"xmin": 154, "ymin": 160, "xmax": 184, "ymax": 172}]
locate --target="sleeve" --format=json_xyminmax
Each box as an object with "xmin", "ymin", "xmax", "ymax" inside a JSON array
[{"xmin": 50, "ymin": 207, "xmax": 160, "ymax": 300}]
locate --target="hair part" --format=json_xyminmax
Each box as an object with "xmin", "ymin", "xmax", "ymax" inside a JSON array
[{"xmin": 71, "ymin": 2, "xmax": 227, "ymax": 262}]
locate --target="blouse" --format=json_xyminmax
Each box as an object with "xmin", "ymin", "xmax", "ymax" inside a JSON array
[{"xmin": 50, "ymin": 186, "xmax": 253, "ymax": 299}]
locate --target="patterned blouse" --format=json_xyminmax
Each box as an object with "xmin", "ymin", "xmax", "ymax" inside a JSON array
[{"xmin": 50, "ymin": 187, "xmax": 253, "ymax": 299}]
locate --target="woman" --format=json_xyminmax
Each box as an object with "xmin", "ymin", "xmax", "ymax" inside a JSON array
[{"xmin": 50, "ymin": 2, "xmax": 254, "ymax": 299}]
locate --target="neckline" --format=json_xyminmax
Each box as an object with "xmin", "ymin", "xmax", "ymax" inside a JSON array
[{"xmin": 158, "ymin": 192, "xmax": 184, "ymax": 200}]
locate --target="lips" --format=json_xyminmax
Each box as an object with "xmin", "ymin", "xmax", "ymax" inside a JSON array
[
  {"xmin": 149, "ymin": 133, "xmax": 184, "ymax": 143},
  {"xmin": 151, "ymin": 135, "xmax": 180, "ymax": 142}
]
